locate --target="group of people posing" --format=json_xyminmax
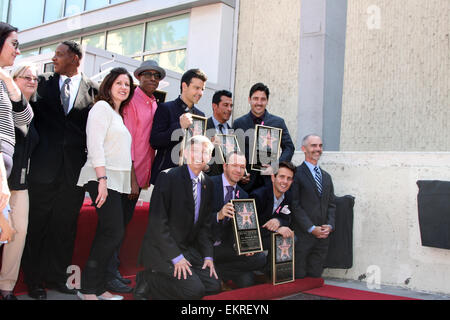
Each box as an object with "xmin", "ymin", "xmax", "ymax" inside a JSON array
[{"xmin": 0, "ymin": 21, "xmax": 336, "ymax": 301}]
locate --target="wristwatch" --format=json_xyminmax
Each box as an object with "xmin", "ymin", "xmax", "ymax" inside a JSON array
[{"xmin": 97, "ymin": 176, "xmax": 107, "ymax": 182}]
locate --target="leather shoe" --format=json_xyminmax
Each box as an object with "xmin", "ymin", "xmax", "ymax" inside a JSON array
[
  {"xmin": 111, "ymin": 269, "xmax": 132, "ymax": 285},
  {"xmin": 46, "ymin": 282, "xmax": 78, "ymax": 295},
  {"xmin": 133, "ymin": 271, "xmax": 150, "ymax": 300},
  {"xmin": 105, "ymin": 278, "xmax": 133, "ymax": 293},
  {"xmin": 28, "ymin": 284, "xmax": 47, "ymax": 300}
]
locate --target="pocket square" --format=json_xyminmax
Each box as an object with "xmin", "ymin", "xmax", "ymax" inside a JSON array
[{"xmin": 281, "ymin": 205, "xmax": 291, "ymax": 215}]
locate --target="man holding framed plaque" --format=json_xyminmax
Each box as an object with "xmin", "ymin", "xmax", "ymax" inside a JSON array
[
  {"xmin": 232, "ymin": 83, "xmax": 295, "ymax": 193},
  {"xmin": 138, "ymin": 136, "xmax": 220, "ymax": 300},
  {"xmin": 291, "ymin": 135, "xmax": 336, "ymax": 279},
  {"xmin": 251, "ymin": 161, "xmax": 296, "ymax": 275},
  {"xmin": 149, "ymin": 69, "xmax": 207, "ymax": 185},
  {"xmin": 210, "ymin": 151, "xmax": 266, "ymax": 288}
]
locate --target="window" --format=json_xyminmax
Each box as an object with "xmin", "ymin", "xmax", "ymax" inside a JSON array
[
  {"xmin": 106, "ymin": 24, "xmax": 144, "ymax": 57},
  {"xmin": 143, "ymin": 14, "xmax": 189, "ymax": 73},
  {"xmin": 5, "ymin": 0, "xmax": 130, "ymax": 30},
  {"xmin": 82, "ymin": 32, "xmax": 106, "ymax": 49},
  {"xmin": 9, "ymin": 0, "xmax": 45, "ymax": 31},
  {"xmin": 0, "ymin": 0, "xmax": 8, "ymax": 21},
  {"xmin": 44, "ymin": 0, "xmax": 64, "ymax": 23},
  {"xmin": 85, "ymin": 0, "xmax": 108, "ymax": 11}
]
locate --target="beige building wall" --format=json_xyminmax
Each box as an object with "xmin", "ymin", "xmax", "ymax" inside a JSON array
[
  {"xmin": 290, "ymin": 151, "xmax": 450, "ymax": 295},
  {"xmin": 340, "ymin": 0, "xmax": 450, "ymax": 151},
  {"xmin": 233, "ymin": 0, "xmax": 301, "ymax": 145}
]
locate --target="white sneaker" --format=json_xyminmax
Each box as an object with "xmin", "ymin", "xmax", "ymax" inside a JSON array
[{"xmin": 97, "ymin": 292, "xmax": 124, "ymax": 300}]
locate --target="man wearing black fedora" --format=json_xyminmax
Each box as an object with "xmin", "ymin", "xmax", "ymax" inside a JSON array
[{"xmin": 106, "ymin": 60, "xmax": 166, "ymax": 294}]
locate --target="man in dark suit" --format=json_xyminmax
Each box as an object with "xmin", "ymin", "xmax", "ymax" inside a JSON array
[
  {"xmin": 210, "ymin": 151, "xmax": 266, "ymax": 288},
  {"xmin": 251, "ymin": 161, "xmax": 296, "ymax": 270},
  {"xmin": 206, "ymin": 90, "xmax": 233, "ymax": 177},
  {"xmin": 291, "ymin": 134, "xmax": 336, "ymax": 279},
  {"xmin": 149, "ymin": 68, "xmax": 207, "ymax": 185},
  {"xmin": 23, "ymin": 41, "xmax": 98, "ymax": 299},
  {"xmin": 232, "ymin": 83, "xmax": 295, "ymax": 193},
  {"xmin": 138, "ymin": 136, "xmax": 221, "ymax": 300}
]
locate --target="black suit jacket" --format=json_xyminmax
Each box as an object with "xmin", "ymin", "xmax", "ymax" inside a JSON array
[
  {"xmin": 250, "ymin": 183, "xmax": 293, "ymax": 240},
  {"xmin": 232, "ymin": 110, "xmax": 295, "ymax": 191},
  {"xmin": 290, "ymin": 162, "xmax": 336, "ymax": 235},
  {"xmin": 139, "ymin": 165, "xmax": 214, "ymax": 272},
  {"xmin": 205, "ymin": 117, "xmax": 233, "ymax": 177},
  {"xmin": 29, "ymin": 72, "xmax": 98, "ymax": 185},
  {"xmin": 210, "ymin": 174, "xmax": 248, "ymax": 244},
  {"xmin": 150, "ymin": 97, "xmax": 205, "ymax": 185}
]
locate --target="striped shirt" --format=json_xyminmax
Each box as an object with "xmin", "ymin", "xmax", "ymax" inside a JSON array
[{"xmin": 0, "ymin": 80, "xmax": 34, "ymax": 155}]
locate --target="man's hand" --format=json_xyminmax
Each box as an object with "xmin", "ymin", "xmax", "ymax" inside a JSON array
[
  {"xmin": 202, "ymin": 259, "xmax": 218, "ymax": 279},
  {"xmin": 262, "ymin": 218, "xmax": 280, "ymax": 232},
  {"xmin": 311, "ymin": 226, "xmax": 331, "ymax": 239},
  {"xmin": 180, "ymin": 113, "xmax": 193, "ymax": 129},
  {"xmin": 277, "ymin": 226, "xmax": 294, "ymax": 238},
  {"xmin": 218, "ymin": 203, "xmax": 235, "ymax": 221},
  {"xmin": 173, "ymin": 258, "xmax": 192, "ymax": 280}
]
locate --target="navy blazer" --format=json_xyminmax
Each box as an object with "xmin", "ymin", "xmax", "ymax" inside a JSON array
[
  {"xmin": 210, "ymin": 174, "xmax": 248, "ymax": 244},
  {"xmin": 139, "ymin": 165, "xmax": 214, "ymax": 272},
  {"xmin": 250, "ymin": 183, "xmax": 293, "ymax": 240},
  {"xmin": 290, "ymin": 162, "xmax": 336, "ymax": 235},
  {"xmin": 150, "ymin": 96, "xmax": 205, "ymax": 185}
]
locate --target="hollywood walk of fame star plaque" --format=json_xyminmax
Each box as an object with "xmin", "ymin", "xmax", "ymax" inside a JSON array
[
  {"xmin": 272, "ymin": 233, "xmax": 295, "ymax": 285},
  {"xmin": 179, "ymin": 114, "xmax": 208, "ymax": 166},
  {"xmin": 215, "ymin": 134, "xmax": 240, "ymax": 164},
  {"xmin": 231, "ymin": 199, "xmax": 263, "ymax": 255},
  {"xmin": 250, "ymin": 124, "xmax": 282, "ymax": 172}
]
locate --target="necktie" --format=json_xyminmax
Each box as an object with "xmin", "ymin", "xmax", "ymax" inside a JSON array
[
  {"xmin": 61, "ymin": 78, "xmax": 71, "ymax": 115},
  {"xmin": 192, "ymin": 177, "xmax": 199, "ymax": 222},
  {"xmin": 218, "ymin": 124, "xmax": 225, "ymax": 134},
  {"xmin": 224, "ymin": 186, "xmax": 234, "ymax": 203},
  {"xmin": 223, "ymin": 186, "xmax": 234, "ymax": 222},
  {"xmin": 314, "ymin": 167, "xmax": 322, "ymax": 195}
]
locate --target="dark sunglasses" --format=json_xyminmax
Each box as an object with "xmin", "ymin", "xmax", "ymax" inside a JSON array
[{"xmin": 140, "ymin": 71, "xmax": 162, "ymax": 80}]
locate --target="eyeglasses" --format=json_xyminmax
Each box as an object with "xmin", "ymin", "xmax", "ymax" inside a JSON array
[
  {"xmin": 17, "ymin": 76, "xmax": 38, "ymax": 82},
  {"xmin": 140, "ymin": 72, "xmax": 161, "ymax": 80},
  {"xmin": 10, "ymin": 40, "xmax": 19, "ymax": 50}
]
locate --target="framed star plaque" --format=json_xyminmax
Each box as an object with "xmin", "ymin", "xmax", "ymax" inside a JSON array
[
  {"xmin": 251, "ymin": 124, "xmax": 282, "ymax": 172},
  {"xmin": 271, "ymin": 233, "xmax": 295, "ymax": 285},
  {"xmin": 179, "ymin": 114, "xmax": 208, "ymax": 166},
  {"xmin": 231, "ymin": 199, "xmax": 263, "ymax": 255},
  {"xmin": 215, "ymin": 134, "xmax": 240, "ymax": 164}
]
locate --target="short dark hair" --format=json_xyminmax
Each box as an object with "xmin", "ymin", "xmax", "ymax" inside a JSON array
[
  {"xmin": 275, "ymin": 161, "xmax": 296, "ymax": 176},
  {"xmin": 61, "ymin": 40, "xmax": 83, "ymax": 60},
  {"xmin": 180, "ymin": 68, "xmax": 207, "ymax": 93},
  {"xmin": 225, "ymin": 150, "xmax": 246, "ymax": 164},
  {"xmin": 212, "ymin": 90, "xmax": 232, "ymax": 105},
  {"xmin": 249, "ymin": 82, "xmax": 270, "ymax": 99},
  {"xmin": 0, "ymin": 22, "xmax": 18, "ymax": 53},
  {"xmin": 95, "ymin": 67, "xmax": 135, "ymax": 116}
]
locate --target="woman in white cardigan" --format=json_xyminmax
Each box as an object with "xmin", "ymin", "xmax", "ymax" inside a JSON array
[{"xmin": 77, "ymin": 67, "xmax": 135, "ymax": 300}]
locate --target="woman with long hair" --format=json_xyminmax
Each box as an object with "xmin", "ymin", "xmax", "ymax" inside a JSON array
[{"xmin": 76, "ymin": 67, "xmax": 135, "ymax": 300}]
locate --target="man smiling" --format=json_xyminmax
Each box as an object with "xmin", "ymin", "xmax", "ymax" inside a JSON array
[{"xmin": 150, "ymin": 68, "xmax": 207, "ymax": 185}]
